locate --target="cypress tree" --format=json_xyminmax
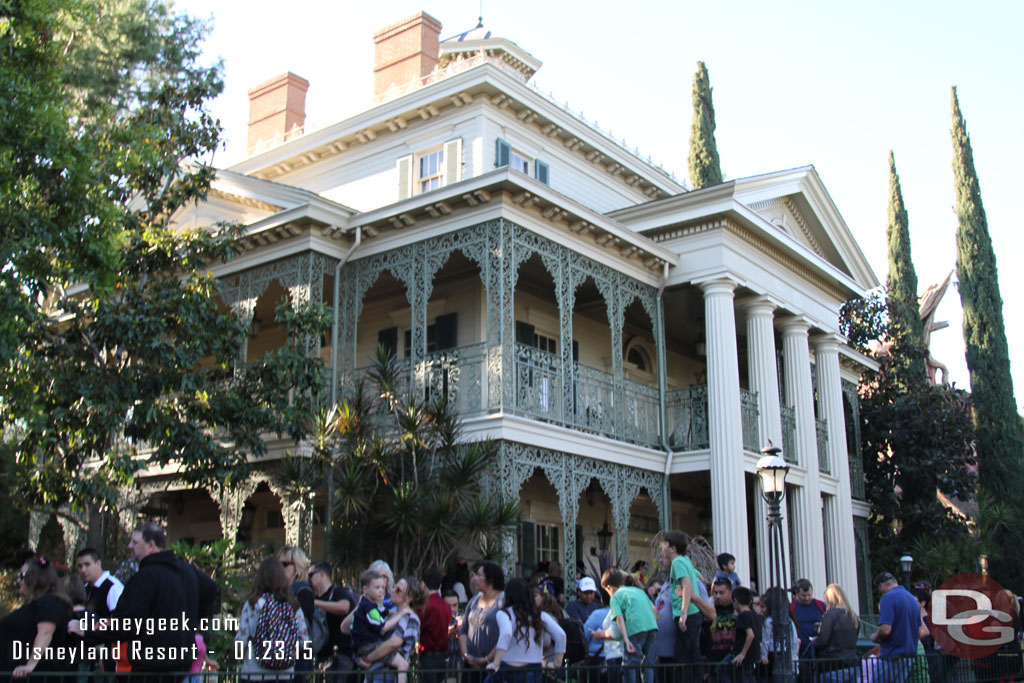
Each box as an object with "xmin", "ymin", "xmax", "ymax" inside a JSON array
[
  {"xmin": 951, "ymin": 86, "xmax": 1024, "ymax": 583},
  {"xmin": 885, "ymin": 151, "xmax": 926, "ymax": 383},
  {"xmin": 688, "ymin": 61, "xmax": 723, "ymax": 189}
]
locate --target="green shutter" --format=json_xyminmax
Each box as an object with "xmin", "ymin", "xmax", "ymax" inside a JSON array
[
  {"xmin": 535, "ymin": 160, "xmax": 550, "ymax": 185},
  {"xmin": 444, "ymin": 138, "xmax": 462, "ymax": 185},
  {"xmin": 435, "ymin": 313, "xmax": 458, "ymax": 350},
  {"xmin": 496, "ymin": 138, "xmax": 511, "ymax": 168},
  {"xmin": 397, "ymin": 154, "xmax": 413, "ymax": 200},
  {"xmin": 515, "ymin": 320, "xmax": 536, "ymax": 346}
]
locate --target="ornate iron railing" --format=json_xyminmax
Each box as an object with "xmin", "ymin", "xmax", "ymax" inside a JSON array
[
  {"xmin": 740, "ymin": 388, "xmax": 760, "ymax": 452},
  {"xmin": 420, "ymin": 343, "xmax": 487, "ymax": 415},
  {"xmin": 343, "ymin": 345, "xmax": 770, "ymax": 453},
  {"xmin": 849, "ymin": 452, "xmax": 866, "ymax": 499},
  {"xmin": 665, "ymin": 385, "xmax": 760, "ymax": 453},
  {"xmin": 512, "ymin": 342, "xmax": 563, "ymax": 423},
  {"xmin": 571, "ymin": 361, "xmax": 615, "ymax": 436},
  {"xmin": 623, "ymin": 377, "xmax": 661, "ymax": 447},
  {"xmin": 666, "ymin": 385, "xmax": 709, "ymax": 451},
  {"xmin": 780, "ymin": 405, "xmax": 798, "ymax": 464},
  {"xmin": 816, "ymin": 417, "xmax": 830, "ymax": 474}
]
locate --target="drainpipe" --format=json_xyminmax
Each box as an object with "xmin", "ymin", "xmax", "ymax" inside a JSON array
[
  {"xmin": 657, "ymin": 262, "xmax": 673, "ymax": 530},
  {"xmin": 325, "ymin": 226, "xmax": 361, "ymax": 560}
]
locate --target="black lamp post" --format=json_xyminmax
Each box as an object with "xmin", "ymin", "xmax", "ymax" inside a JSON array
[
  {"xmin": 758, "ymin": 442, "xmax": 792, "ymax": 683},
  {"xmin": 900, "ymin": 554, "xmax": 913, "ymax": 587}
]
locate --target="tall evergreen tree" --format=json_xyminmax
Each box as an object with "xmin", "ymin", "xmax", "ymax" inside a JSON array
[
  {"xmin": 951, "ymin": 86, "xmax": 1024, "ymax": 587},
  {"xmin": 688, "ymin": 61, "xmax": 723, "ymax": 189},
  {"xmin": 886, "ymin": 152, "xmax": 926, "ymax": 383}
]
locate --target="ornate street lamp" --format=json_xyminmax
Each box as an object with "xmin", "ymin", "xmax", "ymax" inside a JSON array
[
  {"xmin": 757, "ymin": 442, "xmax": 791, "ymax": 683},
  {"xmin": 900, "ymin": 554, "xmax": 914, "ymax": 587}
]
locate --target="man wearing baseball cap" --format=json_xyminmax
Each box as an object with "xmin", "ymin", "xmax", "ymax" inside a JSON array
[
  {"xmin": 870, "ymin": 571, "xmax": 921, "ymax": 683},
  {"xmin": 566, "ymin": 576, "xmax": 601, "ymax": 623}
]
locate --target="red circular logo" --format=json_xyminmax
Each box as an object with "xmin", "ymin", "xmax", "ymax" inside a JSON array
[{"xmin": 929, "ymin": 573, "xmax": 1015, "ymax": 659}]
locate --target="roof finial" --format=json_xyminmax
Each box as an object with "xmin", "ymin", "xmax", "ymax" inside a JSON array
[{"xmin": 477, "ymin": 0, "xmax": 483, "ymax": 28}]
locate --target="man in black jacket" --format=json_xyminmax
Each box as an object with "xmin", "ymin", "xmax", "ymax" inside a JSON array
[{"xmin": 75, "ymin": 521, "xmax": 219, "ymax": 682}]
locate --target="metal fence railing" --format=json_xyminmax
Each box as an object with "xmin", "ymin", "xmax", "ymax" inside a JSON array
[{"xmin": 8, "ymin": 652, "xmax": 1023, "ymax": 683}]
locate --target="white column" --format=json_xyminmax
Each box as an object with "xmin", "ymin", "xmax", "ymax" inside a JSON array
[
  {"xmin": 780, "ymin": 318, "xmax": 827, "ymax": 591},
  {"xmin": 822, "ymin": 494, "xmax": 841, "ymax": 584},
  {"xmin": 743, "ymin": 297, "xmax": 791, "ymax": 592},
  {"xmin": 813, "ymin": 334, "xmax": 860, "ymax": 608},
  {"xmin": 701, "ymin": 278, "xmax": 750, "ymax": 581}
]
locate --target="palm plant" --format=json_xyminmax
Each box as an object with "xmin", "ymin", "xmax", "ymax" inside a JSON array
[{"xmin": 324, "ymin": 345, "xmax": 517, "ymax": 578}]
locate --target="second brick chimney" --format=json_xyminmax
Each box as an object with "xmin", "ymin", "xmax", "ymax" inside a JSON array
[
  {"xmin": 373, "ymin": 12, "xmax": 442, "ymax": 100},
  {"xmin": 247, "ymin": 72, "xmax": 309, "ymax": 155}
]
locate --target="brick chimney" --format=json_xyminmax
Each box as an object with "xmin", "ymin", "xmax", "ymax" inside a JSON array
[
  {"xmin": 373, "ymin": 12, "xmax": 442, "ymax": 100},
  {"xmin": 247, "ymin": 72, "xmax": 309, "ymax": 154}
]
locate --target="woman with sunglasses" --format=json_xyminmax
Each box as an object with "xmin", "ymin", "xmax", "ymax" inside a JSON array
[
  {"xmin": 0, "ymin": 556, "xmax": 73, "ymax": 679},
  {"xmin": 278, "ymin": 547, "xmax": 315, "ymax": 680}
]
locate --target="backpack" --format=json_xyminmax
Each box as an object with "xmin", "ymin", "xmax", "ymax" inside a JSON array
[
  {"xmin": 559, "ymin": 617, "xmax": 588, "ymax": 664},
  {"xmin": 296, "ymin": 583, "xmax": 329, "ymax": 655},
  {"xmin": 252, "ymin": 594, "xmax": 300, "ymax": 670},
  {"xmin": 309, "ymin": 605, "xmax": 329, "ymax": 654},
  {"xmin": 788, "ymin": 598, "xmax": 826, "ymax": 619}
]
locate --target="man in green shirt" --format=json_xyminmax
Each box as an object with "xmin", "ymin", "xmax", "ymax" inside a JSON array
[{"xmin": 662, "ymin": 530, "xmax": 705, "ymax": 678}]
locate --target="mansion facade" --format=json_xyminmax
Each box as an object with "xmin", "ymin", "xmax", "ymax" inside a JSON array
[{"xmin": 32, "ymin": 12, "xmax": 877, "ymax": 613}]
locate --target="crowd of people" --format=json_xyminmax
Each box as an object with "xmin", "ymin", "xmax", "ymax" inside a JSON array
[{"xmin": 0, "ymin": 523, "xmax": 1021, "ymax": 683}]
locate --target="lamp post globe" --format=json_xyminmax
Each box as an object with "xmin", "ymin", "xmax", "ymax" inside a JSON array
[{"xmin": 900, "ymin": 554, "xmax": 913, "ymax": 587}]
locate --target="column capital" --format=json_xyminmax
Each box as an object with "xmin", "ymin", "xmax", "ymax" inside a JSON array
[
  {"xmin": 777, "ymin": 315, "xmax": 812, "ymax": 337},
  {"xmin": 738, "ymin": 295, "xmax": 779, "ymax": 317},
  {"xmin": 696, "ymin": 276, "xmax": 738, "ymax": 297},
  {"xmin": 810, "ymin": 332, "xmax": 846, "ymax": 353}
]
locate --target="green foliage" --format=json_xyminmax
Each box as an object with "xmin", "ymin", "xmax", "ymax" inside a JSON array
[
  {"xmin": 0, "ymin": 0, "xmax": 319, "ymax": 546},
  {"xmin": 171, "ymin": 538, "xmax": 259, "ymax": 668},
  {"xmin": 317, "ymin": 346, "xmax": 517, "ymax": 579},
  {"xmin": 687, "ymin": 61, "xmax": 723, "ymax": 190},
  {"xmin": 840, "ymin": 290, "xmax": 889, "ymax": 355},
  {"xmin": 951, "ymin": 86, "xmax": 1024, "ymax": 590},
  {"xmin": 886, "ymin": 152, "xmax": 926, "ymax": 383},
  {"xmin": 910, "ymin": 489, "xmax": 1012, "ymax": 586},
  {"xmin": 859, "ymin": 336, "xmax": 977, "ymax": 577}
]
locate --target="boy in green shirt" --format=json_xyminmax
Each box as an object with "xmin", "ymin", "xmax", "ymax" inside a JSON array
[
  {"xmin": 602, "ymin": 569, "xmax": 658, "ymax": 683},
  {"xmin": 661, "ymin": 530, "xmax": 705, "ymax": 678}
]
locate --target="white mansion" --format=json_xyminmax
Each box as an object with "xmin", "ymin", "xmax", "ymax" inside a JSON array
[{"xmin": 35, "ymin": 12, "xmax": 878, "ymax": 611}]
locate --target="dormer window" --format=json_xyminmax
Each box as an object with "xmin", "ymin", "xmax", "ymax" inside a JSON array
[
  {"xmin": 496, "ymin": 138, "xmax": 550, "ymax": 186},
  {"xmin": 396, "ymin": 138, "xmax": 463, "ymax": 200}
]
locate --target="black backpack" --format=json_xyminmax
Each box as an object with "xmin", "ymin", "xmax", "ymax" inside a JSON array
[{"xmin": 559, "ymin": 617, "xmax": 588, "ymax": 664}]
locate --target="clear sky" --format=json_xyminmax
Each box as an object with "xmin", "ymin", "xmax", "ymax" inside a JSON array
[{"xmin": 175, "ymin": 0, "xmax": 1024, "ymax": 412}]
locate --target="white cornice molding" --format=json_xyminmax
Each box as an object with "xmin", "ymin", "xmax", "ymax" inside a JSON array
[
  {"xmin": 228, "ymin": 62, "xmax": 683, "ymax": 197},
  {"xmin": 609, "ymin": 183, "xmax": 866, "ymax": 300},
  {"xmin": 349, "ymin": 167, "xmax": 678, "ymax": 272},
  {"xmin": 732, "ymin": 166, "xmax": 879, "ymax": 290}
]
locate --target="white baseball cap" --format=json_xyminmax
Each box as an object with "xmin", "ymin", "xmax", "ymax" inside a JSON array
[{"xmin": 578, "ymin": 577, "xmax": 597, "ymax": 592}]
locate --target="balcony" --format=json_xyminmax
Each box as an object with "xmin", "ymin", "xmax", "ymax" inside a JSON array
[
  {"xmin": 346, "ymin": 343, "xmax": 761, "ymax": 453},
  {"xmin": 512, "ymin": 342, "xmax": 661, "ymax": 447},
  {"xmin": 665, "ymin": 385, "xmax": 760, "ymax": 453}
]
